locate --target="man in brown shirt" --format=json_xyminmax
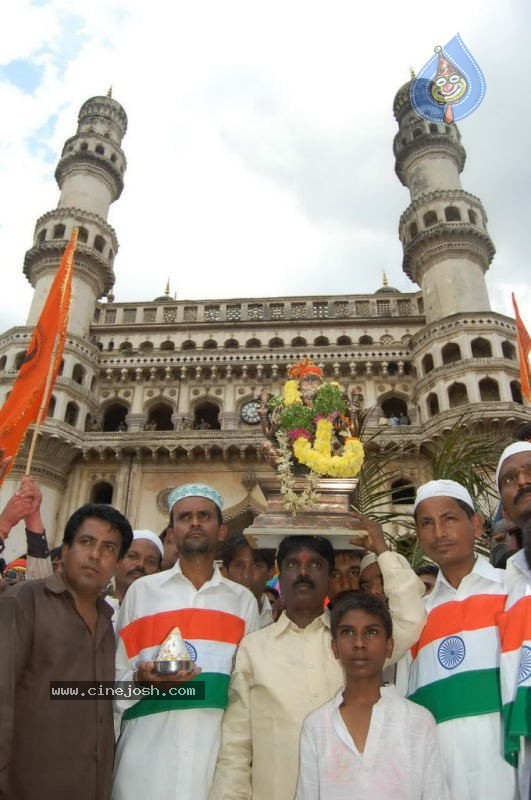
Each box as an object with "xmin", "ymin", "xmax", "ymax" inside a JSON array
[{"xmin": 0, "ymin": 502, "xmax": 133, "ymax": 800}]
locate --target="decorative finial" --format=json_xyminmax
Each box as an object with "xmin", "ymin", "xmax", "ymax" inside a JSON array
[
  {"xmin": 107, "ymin": 86, "xmax": 113, "ymax": 98},
  {"xmin": 382, "ymin": 271, "xmax": 388, "ymax": 287},
  {"xmin": 164, "ymin": 278, "xmax": 170, "ymax": 296},
  {"xmin": 409, "ymin": 66, "xmax": 416, "ymax": 80}
]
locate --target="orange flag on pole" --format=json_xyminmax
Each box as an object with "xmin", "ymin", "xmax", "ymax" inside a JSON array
[
  {"xmin": 0, "ymin": 230, "xmax": 77, "ymax": 483},
  {"xmin": 512, "ymin": 293, "xmax": 531, "ymax": 402}
]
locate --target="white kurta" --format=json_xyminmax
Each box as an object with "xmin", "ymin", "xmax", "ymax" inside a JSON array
[
  {"xmin": 296, "ymin": 685, "xmax": 450, "ymax": 800},
  {"xmin": 112, "ymin": 563, "xmax": 259, "ymax": 800},
  {"xmin": 408, "ymin": 556, "xmax": 517, "ymax": 800},
  {"xmin": 502, "ymin": 550, "xmax": 531, "ymax": 800}
]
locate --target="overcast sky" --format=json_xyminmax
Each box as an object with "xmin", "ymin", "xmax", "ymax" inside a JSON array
[{"xmin": 0, "ymin": 0, "xmax": 529, "ymax": 332}]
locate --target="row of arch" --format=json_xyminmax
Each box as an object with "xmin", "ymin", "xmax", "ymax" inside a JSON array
[
  {"xmin": 421, "ymin": 338, "xmax": 516, "ymax": 375},
  {"xmin": 408, "ymin": 205, "xmax": 479, "ymax": 240},
  {"xmin": 89, "ymin": 475, "xmax": 417, "ymax": 507},
  {"xmin": 107, "ymin": 333, "xmax": 406, "ymax": 352},
  {"xmin": 426, "ymin": 378, "xmax": 522, "ymax": 416},
  {"xmin": 0, "ymin": 354, "xmax": 95, "ymax": 391},
  {"xmin": 36, "ymin": 224, "xmax": 114, "ymax": 261}
]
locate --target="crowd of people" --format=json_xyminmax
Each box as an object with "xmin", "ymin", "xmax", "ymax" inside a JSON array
[{"xmin": 0, "ymin": 426, "xmax": 530, "ymax": 799}]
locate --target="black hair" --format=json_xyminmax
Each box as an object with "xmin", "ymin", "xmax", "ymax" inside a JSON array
[
  {"xmin": 265, "ymin": 586, "xmax": 280, "ymax": 600},
  {"xmin": 414, "ymin": 563, "xmax": 439, "ymax": 578},
  {"xmin": 170, "ymin": 501, "xmax": 223, "ymax": 527},
  {"xmin": 330, "ymin": 591, "xmax": 393, "ymax": 640},
  {"xmin": 333, "ymin": 549, "xmax": 365, "ymax": 560},
  {"xmin": 221, "ymin": 532, "xmax": 276, "ymax": 570},
  {"xmin": 50, "ymin": 546, "xmax": 63, "ymax": 562},
  {"xmin": 277, "ymin": 535, "xmax": 334, "ymax": 573},
  {"xmin": 159, "ymin": 520, "xmax": 172, "ymax": 543},
  {"xmin": 63, "ymin": 504, "xmax": 133, "ymax": 558},
  {"xmin": 515, "ymin": 422, "xmax": 531, "ymax": 442},
  {"xmin": 414, "ymin": 495, "xmax": 475, "ymax": 521}
]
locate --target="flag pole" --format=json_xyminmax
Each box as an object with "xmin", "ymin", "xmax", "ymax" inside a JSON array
[{"xmin": 24, "ymin": 330, "xmax": 62, "ymax": 476}]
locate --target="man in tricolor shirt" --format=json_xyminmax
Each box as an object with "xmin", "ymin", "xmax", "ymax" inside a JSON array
[
  {"xmin": 497, "ymin": 441, "xmax": 531, "ymax": 798},
  {"xmin": 408, "ymin": 479, "xmax": 517, "ymax": 799},
  {"xmin": 112, "ymin": 483, "xmax": 259, "ymax": 800}
]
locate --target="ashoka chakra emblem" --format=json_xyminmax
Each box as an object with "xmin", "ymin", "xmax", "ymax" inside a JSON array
[
  {"xmin": 185, "ymin": 640, "xmax": 197, "ymax": 662},
  {"xmin": 518, "ymin": 646, "xmax": 531, "ymax": 684},
  {"xmin": 438, "ymin": 636, "xmax": 466, "ymax": 670}
]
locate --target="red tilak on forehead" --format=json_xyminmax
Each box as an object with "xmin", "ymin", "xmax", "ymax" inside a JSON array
[{"xmin": 298, "ymin": 553, "xmax": 312, "ymax": 563}]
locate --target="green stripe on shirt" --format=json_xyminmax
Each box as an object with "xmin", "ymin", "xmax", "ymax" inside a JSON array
[
  {"xmin": 408, "ymin": 668, "xmax": 502, "ymax": 723},
  {"xmin": 122, "ymin": 672, "xmax": 230, "ymax": 721}
]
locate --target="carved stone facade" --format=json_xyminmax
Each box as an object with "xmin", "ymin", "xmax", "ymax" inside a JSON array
[{"xmin": 0, "ymin": 86, "xmax": 527, "ymax": 559}]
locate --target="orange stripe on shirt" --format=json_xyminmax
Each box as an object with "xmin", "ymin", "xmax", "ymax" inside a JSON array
[
  {"xmin": 499, "ymin": 595, "xmax": 531, "ymax": 653},
  {"xmin": 411, "ymin": 593, "xmax": 506, "ymax": 659},
  {"xmin": 120, "ymin": 607, "xmax": 246, "ymax": 658}
]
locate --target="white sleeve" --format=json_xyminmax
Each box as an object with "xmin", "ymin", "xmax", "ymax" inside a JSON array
[
  {"xmin": 378, "ymin": 551, "xmax": 426, "ymax": 664},
  {"xmin": 113, "ymin": 585, "xmax": 140, "ymax": 717},
  {"xmin": 295, "ymin": 717, "xmax": 320, "ymax": 800}
]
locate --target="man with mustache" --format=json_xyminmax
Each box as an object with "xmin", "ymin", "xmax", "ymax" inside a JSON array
[
  {"xmin": 209, "ymin": 532, "xmax": 424, "ymax": 800},
  {"xmin": 406, "ymin": 479, "xmax": 517, "ymax": 799},
  {"xmin": 106, "ymin": 529, "xmax": 163, "ymax": 624},
  {"xmin": 112, "ymin": 483, "xmax": 259, "ymax": 800},
  {"xmin": 496, "ymin": 441, "xmax": 531, "ymax": 798}
]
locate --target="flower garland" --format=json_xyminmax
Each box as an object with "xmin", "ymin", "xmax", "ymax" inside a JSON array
[{"xmin": 269, "ymin": 378, "xmax": 365, "ymax": 479}]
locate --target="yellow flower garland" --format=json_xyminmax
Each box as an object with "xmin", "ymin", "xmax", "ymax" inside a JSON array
[
  {"xmin": 283, "ymin": 380, "xmax": 302, "ymax": 405},
  {"xmin": 292, "ymin": 418, "xmax": 364, "ymax": 478}
]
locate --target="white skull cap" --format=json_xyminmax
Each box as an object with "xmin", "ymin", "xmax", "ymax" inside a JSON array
[
  {"xmin": 495, "ymin": 442, "xmax": 531, "ymax": 488},
  {"xmin": 413, "ymin": 479, "xmax": 474, "ymax": 513}
]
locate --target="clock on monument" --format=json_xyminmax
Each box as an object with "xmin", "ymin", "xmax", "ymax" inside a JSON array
[{"xmin": 240, "ymin": 400, "xmax": 261, "ymax": 424}]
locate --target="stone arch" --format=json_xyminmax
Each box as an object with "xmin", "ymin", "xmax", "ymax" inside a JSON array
[
  {"xmin": 14, "ymin": 351, "xmax": 26, "ymax": 370},
  {"xmin": 269, "ymin": 337, "xmax": 284, "ymax": 348},
  {"xmin": 102, "ymin": 401, "xmax": 129, "ymax": 432},
  {"xmin": 0, "ymin": 355, "xmax": 6, "ymax": 371},
  {"xmin": 291, "ymin": 336, "xmax": 307, "ymax": 347},
  {"xmin": 77, "ymin": 227, "xmax": 89, "ymax": 244},
  {"xmin": 119, "ymin": 341, "xmax": 133, "ymax": 351},
  {"xmin": 90, "ymin": 481, "xmax": 114, "ymax": 504},
  {"xmin": 38, "ymin": 229, "xmax": 47, "ymax": 243},
  {"xmin": 471, "ymin": 337, "xmax": 492, "ymax": 358},
  {"xmin": 203, "ymin": 338, "xmax": 218, "ymax": 350},
  {"xmin": 422, "ymin": 353, "xmax": 434, "ymax": 374},
  {"xmin": 314, "ymin": 336, "xmax": 329, "ymax": 347},
  {"xmin": 145, "ymin": 401, "xmax": 174, "ymax": 431},
  {"xmin": 181, "ymin": 339, "xmax": 196, "ymax": 350},
  {"xmin": 429, "ymin": 123, "xmax": 439, "ymax": 134},
  {"xmin": 53, "ymin": 223, "xmax": 66, "ymax": 239},
  {"xmin": 64, "ymin": 401, "xmax": 79, "ymax": 427},
  {"xmin": 139, "ymin": 341, "xmax": 154, "ymax": 353},
  {"xmin": 359, "ymin": 335, "xmax": 373, "ymax": 346},
  {"xmin": 445, "ymin": 206, "xmax": 461, "ymax": 222},
  {"xmin": 441, "ymin": 342, "xmax": 461, "ymax": 365},
  {"xmin": 47, "ymin": 394, "xmax": 56, "ymax": 418},
  {"xmin": 94, "ymin": 234, "xmax": 105, "ymax": 253},
  {"xmin": 427, "ymin": 392, "xmax": 439, "ymax": 417},
  {"xmin": 510, "ymin": 381, "xmax": 523, "ymax": 404},
  {"xmin": 502, "ymin": 341, "xmax": 516, "ymax": 360},
  {"xmin": 160, "ymin": 340, "xmax": 175, "ymax": 351},
  {"xmin": 246, "ymin": 337, "xmax": 261, "ymax": 348},
  {"xmin": 409, "ymin": 221, "xmax": 418, "ymax": 239},
  {"xmin": 448, "ymin": 382, "xmax": 468, "ymax": 408},
  {"xmin": 72, "ymin": 363, "xmax": 86, "ymax": 385},
  {"xmin": 468, "ymin": 209, "xmax": 478, "ymax": 224},
  {"xmin": 379, "ymin": 392, "xmax": 409, "ymax": 421},
  {"xmin": 225, "ymin": 338, "xmax": 239, "ymax": 349},
  {"xmin": 391, "ymin": 478, "xmax": 415, "ymax": 505},
  {"xmin": 192, "ymin": 399, "xmax": 221, "ymax": 430},
  {"xmin": 95, "ymin": 144, "xmax": 105, "ymax": 155},
  {"xmin": 336, "ymin": 335, "xmax": 351, "ymax": 346},
  {"xmin": 423, "ymin": 210, "xmax": 438, "ymax": 228},
  {"xmin": 479, "ymin": 377, "xmax": 500, "ymax": 402}
]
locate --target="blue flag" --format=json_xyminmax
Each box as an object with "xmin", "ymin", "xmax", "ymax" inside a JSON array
[{"xmin": 410, "ymin": 33, "xmax": 486, "ymax": 124}]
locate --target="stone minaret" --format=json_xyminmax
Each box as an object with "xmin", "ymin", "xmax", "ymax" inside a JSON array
[
  {"xmin": 393, "ymin": 80, "xmax": 494, "ymax": 324},
  {"xmin": 23, "ymin": 91, "xmax": 128, "ymax": 337}
]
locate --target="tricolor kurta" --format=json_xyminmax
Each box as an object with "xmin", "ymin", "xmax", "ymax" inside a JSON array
[
  {"xmin": 406, "ymin": 556, "xmax": 517, "ymax": 800},
  {"xmin": 112, "ymin": 562, "xmax": 259, "ymax": 800},
  {"xmin": 500, "ymin": 549, "xmax": 531, "ymax": 798}
]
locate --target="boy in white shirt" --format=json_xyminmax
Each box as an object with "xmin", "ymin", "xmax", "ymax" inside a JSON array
[{"xmin": 296, "ymin": 592, "xmax": 450, "ymax": 800}]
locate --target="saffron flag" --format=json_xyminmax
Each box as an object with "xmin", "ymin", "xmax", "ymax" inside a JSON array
[
  {"xmin": 512, "ymin": 293, "xmax": 530, "ymax": 402},
  {"xmin": 0, "ymin": 230, "xmax": 77, "ymax": 483}
]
